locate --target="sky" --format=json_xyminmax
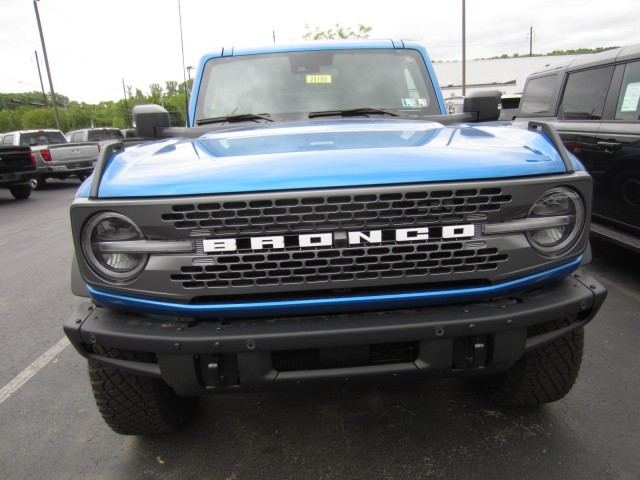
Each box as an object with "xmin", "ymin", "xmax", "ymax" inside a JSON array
[{"xmin": 1, "ymin": 0, "xmax": 639, "ymax": 104}]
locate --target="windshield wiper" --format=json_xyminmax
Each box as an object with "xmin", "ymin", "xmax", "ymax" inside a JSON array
[
  {"xmin": 196, "ymin": 113, "xmax": 275, "ymax": 126},
  {"xmin": 308, "ymin": 108, "xmax": 403, "ymax": 119}
]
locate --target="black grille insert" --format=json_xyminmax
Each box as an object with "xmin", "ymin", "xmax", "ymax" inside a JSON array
[
  {"xmin": 162, "ymin": 188, "xmax": 511, "ymax": 235},
  {"xmin": 170, "ymin": 244, "xmax": 508, "ymax": 290}
]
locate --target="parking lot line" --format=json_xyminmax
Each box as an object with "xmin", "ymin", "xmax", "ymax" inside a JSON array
[{"xmin": 0, "ymin": 337, "xmax": 70, "ymax": 405}]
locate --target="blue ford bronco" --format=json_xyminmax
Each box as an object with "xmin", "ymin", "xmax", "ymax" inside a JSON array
[{"xmin": 64, "ymin": 40, "xmax": 607, "ymax": 435}]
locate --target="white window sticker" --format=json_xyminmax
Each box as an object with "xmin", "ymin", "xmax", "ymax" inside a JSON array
[
  {"xmin": 401, "ymin": 98, "xmax": 428, "ymax": 108},
  {"xmin": 620, "ymin": 82, "xmax": 640, "ymax": 112}
]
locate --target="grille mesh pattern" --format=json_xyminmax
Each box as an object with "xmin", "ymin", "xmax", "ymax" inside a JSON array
[
  {"xmin": 161, "ymin": 188, "xmax": 511, "ymax": 235},
  {"xmin": 170, "ymin": 243, "xmax": 509, "ymax": 289}
]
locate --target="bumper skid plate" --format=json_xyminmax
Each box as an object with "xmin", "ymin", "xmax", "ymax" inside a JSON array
[{"xmin": 64, "ymin": 268, "xmax": 606, "ymax": 395}]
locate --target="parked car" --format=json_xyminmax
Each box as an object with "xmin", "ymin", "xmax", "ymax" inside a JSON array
[
  {"xmin": 0, "ymin": 146, "xmax": 35, "ymax": 199},
  {"xmin": 63, "ymin": 40, "xmax": 606, "ymax": 435},
  {"xmin": 513, "ymin": 44, "xmax": 640, "ymax": 252},
  {"xmin": 65, "ymin": 127, "xmax": 124, "ymax": 143},
  {"xmin": 0, "ymin": 129, "xmax": 99, "ymax": 189}
]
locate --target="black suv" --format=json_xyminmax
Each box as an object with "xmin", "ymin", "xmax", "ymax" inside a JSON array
[{"xmin": 514, "ymin": 44, "xmax": 640, "ymax": 251}]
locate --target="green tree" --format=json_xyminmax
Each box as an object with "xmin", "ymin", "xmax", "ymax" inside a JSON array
[
  {"xmin": 303, "ymin": 23, "xmax": 372, "ymax": 41},
  {"xmin": 0, "ymin": 109, "xmax": 22, "ymax": 131},
  {"xmin": 21, "ymin": 108, "xmax": 68, "ymax": 129},
  {"xmin": 165, "ymin": 81, "xmax": 179, "ymax": 97},
  {"xmin": 64, "ymin": 102, "xmax": 92, "ymax": 130},
  {"xmin": 148, "ymin": 83, "xmax": 164, "ymax": 104}
]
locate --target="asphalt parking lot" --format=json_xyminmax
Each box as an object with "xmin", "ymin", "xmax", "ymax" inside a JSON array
[{"xmin": 0, "ymin": 180, "xmax": 638, "ymax": 480}]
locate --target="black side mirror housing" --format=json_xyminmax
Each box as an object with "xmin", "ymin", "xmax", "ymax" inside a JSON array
[
  {"xmin": 133, "ymin": 104, "xmax": 171, "ymax": 139},
  {"xmin": 463, "ymin": 90, "xmax": 501, "ymax": 122}
]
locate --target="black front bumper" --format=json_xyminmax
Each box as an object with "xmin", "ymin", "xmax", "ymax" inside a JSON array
[{"xmin": 64, "ymin": 268, "xmax": 606, "ymax": 395}]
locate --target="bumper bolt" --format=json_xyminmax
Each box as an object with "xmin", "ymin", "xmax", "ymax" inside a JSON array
[
  {"xmin": 214, "ymin": 342, "xmax": 221, "ymax": 349},
  {"xmin": 246, "ymin": 340, "xmax": 256, "ymax": 350},
  {"xmin": 89, "ymin": 334, "xmax": 97, "ymax": 344},
  {"xmin": 468, "ymin": 324, "xmax": 476, "ymax": 331},
  {"xmin": 435, "ymin": 326, "xmax": 445, "ymax": 336},
  {"xmin": 173, "ymin": 342, "xmax": 181, "ymax": 350},
  {"xmin": 506, "ymin": 319, "xmax": 513, "ymax": 326}
]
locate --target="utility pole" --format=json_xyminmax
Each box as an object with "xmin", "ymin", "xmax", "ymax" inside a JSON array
[
  {"xmin": 33, "ymin": 0, "xmax": 60, "ymax": 130},
  {"xmin": 122, "ymin": 78, "xmax": 131, "ymax": 128},
  {"xmin": 462, "ymin": 0, "xmax": 466, "ymax": 97},
  {"xmin": 34, "ymin": 50, "xmax": 47, "ymax": 107},
  {"xmin": 527, "ymin": 27, "xmax": 535, "ymax": 57},
  {"xmin": 178, "ymin": 0, "xmax": 189, "ymax": 127}
]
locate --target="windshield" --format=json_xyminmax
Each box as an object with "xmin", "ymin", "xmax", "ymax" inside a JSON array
[
  {"xmin": 194, "ymin": 49, "xmax": 440, "ymax": 122},
  {"xmin": 87, "ymin": 129, "xmax": 125, "ymax": 141},
  {"xmin": 20, "ymin": 131, "xmax": 66, "ymax": 146}
]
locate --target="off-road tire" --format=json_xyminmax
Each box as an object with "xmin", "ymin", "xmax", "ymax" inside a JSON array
[
  {"xmin": 88, "ymin": 347, "xmax": 198, "ymax": 435},
  {"xmin": 488, "ymin": 317, "xmax": 584, "ymax": 406},
  {"xmin": 9, "ymin": 184, "xmax": 31, "ymax": 200}
]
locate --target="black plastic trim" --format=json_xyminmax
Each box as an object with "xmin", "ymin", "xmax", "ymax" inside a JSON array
[
  {"xmin": 89, "ymin": 141, "xmax": 124, "ymax": 199},
  {"xmin": 528, "ymin": 121, "xmax": 574, "ymax": 174},
  {"xmin": 64, "ymin": 268, "xmax": 606, "ymax": 394}
]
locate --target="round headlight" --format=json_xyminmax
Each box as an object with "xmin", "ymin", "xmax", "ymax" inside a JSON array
[
  {"xmin": 526, "ymin": 187, "xmax": 585, "ymax": 256},
  {"xmin": 82, "ymin": 212, "xmax": 147, "ymax": 282}
]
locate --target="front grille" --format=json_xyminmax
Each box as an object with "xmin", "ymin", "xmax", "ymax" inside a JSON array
[
  {"xmin": 161, "ymin": 187, "xmax": 511, "ymax": 235},
  {"xmin": 163, "ymin": 187, "xmax": 511, "ymax": 292},
  {"xmin": 73, "ymin": 174, "xmax": 591, "ymax": 305},
  {"xmin": 170, "ymin": 242, "xmax": 508, "ymax": 290}
]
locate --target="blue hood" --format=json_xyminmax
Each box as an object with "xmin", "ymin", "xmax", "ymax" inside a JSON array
[{"xmin": 84, "ymin": 120, "xmax": 581, "ymax": 198}]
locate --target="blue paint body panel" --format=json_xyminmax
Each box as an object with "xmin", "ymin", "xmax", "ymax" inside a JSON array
[{"xmin": 77, "ymin": 120, "xmax": 582, "ymax": 199}]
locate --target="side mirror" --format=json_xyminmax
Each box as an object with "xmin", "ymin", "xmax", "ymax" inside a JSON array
[
  {"xmin": 463, "ymin": 90, "xmax": 501, "ymax": 122},
  {"xmin": 133, "ymin": 104, "xmax": 171, "ymax": 139}
]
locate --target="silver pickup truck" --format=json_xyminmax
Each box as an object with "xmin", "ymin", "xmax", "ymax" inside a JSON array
[{"xmin": 0, "ymin": 129, "xmax": 98, "ymax": 189}]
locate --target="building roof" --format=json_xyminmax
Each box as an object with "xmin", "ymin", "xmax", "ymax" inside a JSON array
[{"xmin": 432, "ymin": 55, "xmax": 580, "ymax": 98}]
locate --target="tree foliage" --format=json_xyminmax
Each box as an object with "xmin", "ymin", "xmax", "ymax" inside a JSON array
[
  {"xmin": 485, "ymin": 46, "xmax": 620, "ymax": 60},
  {"xmin": 0, "ymin": 79, "xmax": 191, "ymax": 133},
  {"xmin": 303, "ymin": 23, "xmax": 372, "ymax": 41}
]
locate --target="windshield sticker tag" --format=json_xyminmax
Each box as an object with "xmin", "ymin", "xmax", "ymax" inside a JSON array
[
  {"xmin": 401, "ymin": 98, "xmax": 428, "ymax": 108},
  {"xmin": 306, "ymin": 75, "xmax": 332, "ymax": 84},
  {"xmin": 620, "ymin": 82, "xmax": 640, "ymax": 112}
]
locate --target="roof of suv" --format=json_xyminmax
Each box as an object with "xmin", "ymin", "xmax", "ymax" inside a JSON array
[{"xmin": 529, "ymin": 43, "xmax": 640, "ymax": 77}]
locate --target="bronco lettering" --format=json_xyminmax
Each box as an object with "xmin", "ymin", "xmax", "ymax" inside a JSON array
[{"xmin": 202, "ymin": 224, "xmax": 475, "ymax": 253}]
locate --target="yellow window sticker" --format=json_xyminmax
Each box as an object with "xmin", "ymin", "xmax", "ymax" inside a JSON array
[{"xmin": 306, "ymin": 75, "xmax": 332, "ymax": 84}]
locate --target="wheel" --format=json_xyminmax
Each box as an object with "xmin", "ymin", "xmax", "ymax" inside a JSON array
[
  {"xmin": 30, "ymin": 175, "xmax": 46, "ymax": 190},
  {"xmin": 485, "ymin": 317, "xmax": 584, "ymax": 406},
  {"xmin": 88, "ymin": 347, "xmax": 198, "ymax": 435},
  {"xmin": 9, "ymin": 184, "xmax": 32, "ymax": 200}
]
